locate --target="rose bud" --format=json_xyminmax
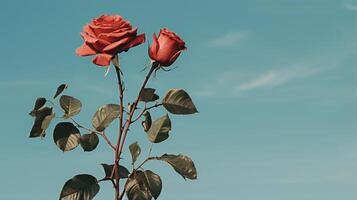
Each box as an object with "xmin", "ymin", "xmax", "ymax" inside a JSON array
[
  {"xmin": 149, "ymin": 28, "xmax": 187, "ymax": 67},
  {"xmin": 76, "ymin": 15, "xmax": 145, "ymax": 66}
]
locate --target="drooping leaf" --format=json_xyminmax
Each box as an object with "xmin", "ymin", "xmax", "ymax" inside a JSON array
[
  {"xmin": 129, "ymin": 142, "xmax": 141, "ymax": 164},
  {"xmin": 59, "ymin": 174, "xmax": 100, "ymax": 200},
  {"xmin": 147, "ymin": 114, "xmax": 171, "ymax": 143},
  {"xmin": 59, "ymin": 95, "xmax": 82, "ymax": 119},
  {"xmin": 53, "ymin": 122, "xmax": 81, "ymax": 152},
  {"xmin": 162, "ymin": 89, "xmax": 198, "ymax": 115},
  {"xmin": 100, "ymin": 163, "xmax": 114, "ymax": 181},
  {"xmin": 91, "ymin": 104, "xmax": 120, "ymax": 132},
  {"xmin": 153, "ymin": 94, "xmax": 159, "ymax": 101},
  {"xmin": 141, "ymin": 170, "xmax": 162, "ymax": 199},
  {"xmin": 54, "ymin": 83, "xmax": 68, "ymax": 99},
  {"xmin": 100, "ymin": 164, "xmax": 130, "ymax": 181},
  {"xmin": 29, "ymin": 97, "xmax": 46, "ymax": 116},
  {"xmin": 141, "ymin": 111, "xmax": 152, "ymax": 132},
  {"xmin": 158, "ymin": 154, "xmax": 197, "ymax": 180},
  {"xmin": 125, "ymin": 170, "xmax": 162, "ymax": 200},
  {"xmin": 139, "ymin": 88, "xmax": 159, "ymax": 102},
  {"xmin": 29, "ymin": 107, "xmax": 55, "ymax": 138},
  {"xmin": 125, "ymin": 171, "xmax": 152, "ymax": 200},
  {"xmin": 80, "ymin": 133, "xmax": 99, "ymax": 152},
  {"xmin": 119, "ymin": 165, "xmax": 130, "ymax": 178}
]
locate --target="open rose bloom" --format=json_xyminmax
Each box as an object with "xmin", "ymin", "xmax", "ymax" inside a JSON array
[
  {"xmin": 76, "ymin": 15, "xmax": 145, "ymax": 66},
  {"xmin": 149, "ymin": 28, "xmax": 186, "ymax": 67}
]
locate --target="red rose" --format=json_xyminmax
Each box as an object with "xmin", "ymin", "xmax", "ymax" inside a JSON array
[
  {"xmin": 76, "ymin": 15, "xmax": 145, "ymax": 66},
  {"xmin": 149, "ymin": 28, "xmax": 186, "ymax": 67}
]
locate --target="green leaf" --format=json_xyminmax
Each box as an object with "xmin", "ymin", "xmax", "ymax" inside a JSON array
[
  {"xmin": 59, "ymin": 95, "xmax": 82, "ymax": 119},
  {"xmin": 29, "ymin": 107, "xmax": 55, "ymax": 138},
  {"xmin": 141, "ymin": 170, "xmax": 162, "ymax": 199},
  {"xmin": 53, "ymin": 122, "xmax": 81, "ymax": 152},
  {"xmin": 29, "ymin": 97, "xmax": 46, "ymax": 117},
  {"xmin": 139, "ymin": 88, "xmax": 159, "ymax": 102},
  {"xmin": 152, "ymin": 94, "xmax": 159, "ymax": 101},
  {"xmin": 91, "ymin": 104, "xmax": 120, "ymax": 132},
  {"xmin": 162, "ymin": 89, "xmax": 198, "ymax": 115},
  {"xmin": 158, "ymin": 154, "xmax": 197, "ymax": 180},
  {"xmin": 141, "ymin": 111, "xmax": 152, "ymax": 132},
  {"xmin": 100, "ymin": 164, "xmax": 130, "ymax": 181},
  {"xmin": 129, "ymin": 142, "xmax": 141, "ymax": 164},
  {"xmin": 54, "ymin": 83, "xmax": 68, "ymax": 99},
  {"xmin": 147, "ymin": 114, "xmax": 171, "ymax": 143},
  {"xmin": 59, "ymin": 174, "xmax": 100, "ymax": 200},
  {"xmin": 125, "ymin": 171, "xmax": 152, "ymax": 200},
  {"xmin": 125, "ymin": 170, "xmax": 162, "ymax": 200},
  {"xmin": 79, "ymin": 133, "xmax": 99, "ymax": 152}
]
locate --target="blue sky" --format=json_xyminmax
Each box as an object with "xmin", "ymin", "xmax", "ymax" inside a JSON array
[{"xmin": 0, "ymin": 0, "xmax": 356, "ymax": 199}]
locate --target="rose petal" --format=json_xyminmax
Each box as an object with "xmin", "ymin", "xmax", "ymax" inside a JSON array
[
  {"xmin": 83, "ymin": 24, "xmax": 96, "ymax": 36},
  {"xmin": 149, "ymin": 33, "xmax": 159, "ymax": 60},
  {"xmin": 98, "ymin": 28, "xmax": 137, "ymax": 43},
  {"xmin": 165, "ymin": 51, "xmax": 182, "ymax": 67},
  {"xmin": 160, "ymin": 28, "xmax": 186, "ymax": 48},
  {"xmin": 120, "ymin": 34, "xmax": 146, "ymax": 52},
  {"xmin": 92, "ymin": 53, "xmax": 113, "ymax": 66},
  {"xmin": 80, "ymin": 32, "xmax": 98, "ymax": 44},
  {"xmin": 80, "ymin": 32, "xmax": 110, "ymax": 52},
  {"xmin": 156, "ymin": 35, "xmax": 178, "ymax": 60},
  {"xmin": 101, "ymin": 15, "xmax": 115, "ymax": 22},
  {"xmin": 76, "ymin": 43, "xmax": 97, "ymax": 56},
  {"xmin": 119, "ymin": 19, "xmax": 130, "ymax": 26},
  {"xmin": 102, "ymin": 37, "xmax": 132, "ymax": 53},
  {"xmin": 90, "ymin": 26, "xmax": 117, "ymax": 35}
]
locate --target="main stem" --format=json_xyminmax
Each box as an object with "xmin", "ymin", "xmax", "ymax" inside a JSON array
[
  {"xmin": 114, "ymin": 62, "xmax": 157, "ymax": 200},
  {"xmin": 114, "ymin": 66, "xmax": 124, "ymax": 200}
]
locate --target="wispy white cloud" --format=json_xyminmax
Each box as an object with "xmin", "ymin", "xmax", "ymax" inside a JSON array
[
  {"xmin": 237, "ymin": 65, "xmax": 321, "ymax": 91},
  {"xmin": 194, "ymin": 54, "xmax": 349, "ymax": 98},
  {"xmin": 194, "ymin": 65, "xmax": 322, "ymax": 97},
  {"xmin": 194, "ymin": 41, "xmax": 355, "ymax": 98},
  {"xmin": 208, "ymin": 31, "xmax": 248, "ymax": 48},
  {"xmin": 343, "ymin": 3, "xmax": 357, "ymax": 11}
]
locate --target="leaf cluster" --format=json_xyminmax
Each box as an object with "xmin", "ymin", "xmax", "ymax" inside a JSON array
[{"xmin": 28, "ymin": 70, "xmax": 200, "ymax": 200}]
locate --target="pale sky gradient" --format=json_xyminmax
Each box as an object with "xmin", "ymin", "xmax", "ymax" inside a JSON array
[{"xmin": 0, "ymin": 0, "xmax": 356, "ymax": 200}]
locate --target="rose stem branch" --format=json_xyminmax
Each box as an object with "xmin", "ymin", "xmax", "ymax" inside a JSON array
[
  {"xmin": 97, "ymin": 131, "xmax": 116, "ymax": 150},
  {"xmin": 114, "ymin": 65, "xmax": 125, "ymax": 200},
  {"xmin": 116, "ymin": 62, "xmax": 157, "ymax": 200},
  {"xmin": 148, "ymin": 143, "xmax": 153, "ymax": 157},
  {"xmin": 118, "ymin": 63, "xmax": 156, "ymax": 155},
  {"xmin": 131, "ymin": 103, "xmax": 163, "ymax": 124},
  {"xmin": 47, "ymin": 100, "xmax": 115, "ymax": 150},
  {"xmin": 134, "ymin": 156, "xmax": 158, "ymax": 171},
  {"xmin": 69, "ymin": 118, "xmax": 115, "ymax": 150},
  {"xmin": 119, "ymin": 190, "xmax": 125, "ymax": 200}
]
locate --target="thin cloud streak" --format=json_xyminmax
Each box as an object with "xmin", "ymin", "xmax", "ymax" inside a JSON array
[
  {"xmin": 208, "ymin": 31, "xmax": 248, "ymax": 48},
  {"xmin": 237, "ymin": 65, "xmax": 321, "ymax": 91},
  {"xmin": 343, "ymin": 3, "xmax": 357, "ymax": 11},
  {"xmin": 194, "ymin": 44, "xmax": 354, "ymax": 98},
  {"xmin": 194, "ymin": 65, "xmax": 322, "ymax": 97}
]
